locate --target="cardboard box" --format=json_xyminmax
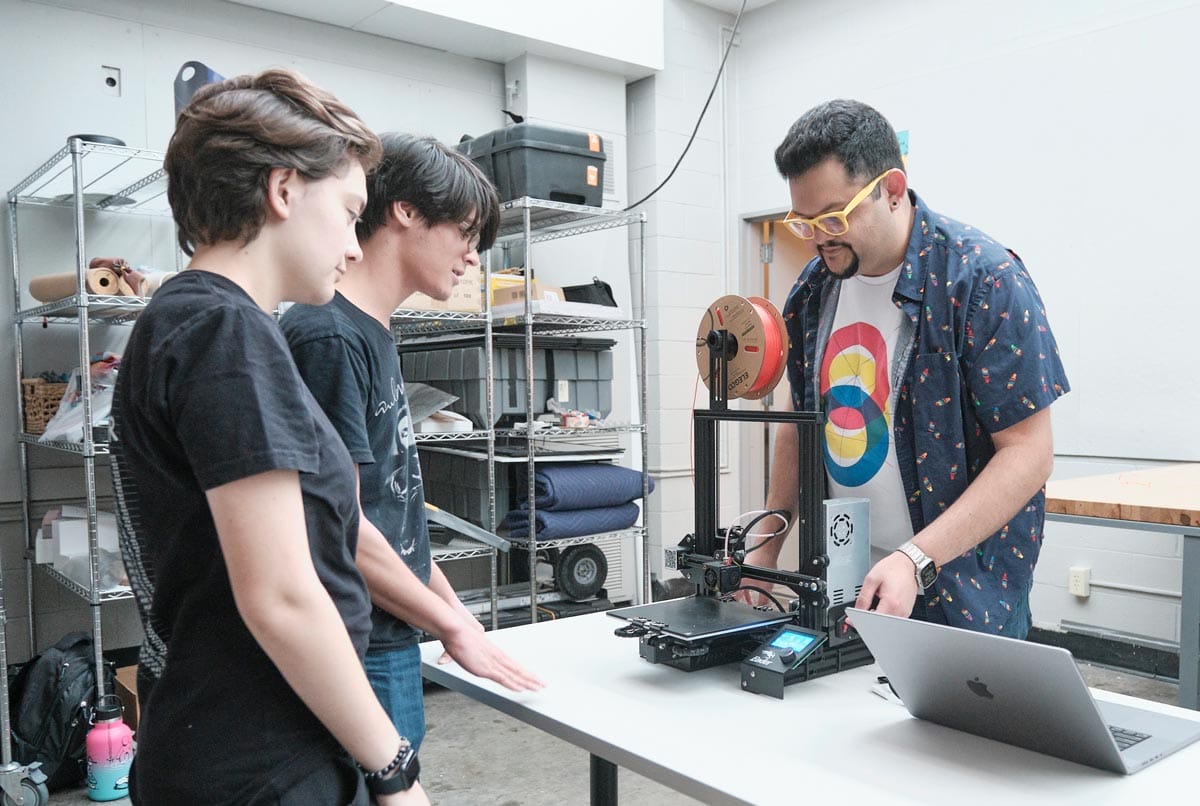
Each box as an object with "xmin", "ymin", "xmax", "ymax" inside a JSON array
[
  {"xmin": 490, "ymin": 279, "xmax": 565, "ymax": 307},
  {"xmin": 398, "ymin": 263, "xmax": 481, "ymax": 312},
  {"xmin": 114, "ymin": 665, "xmax": 140, "ymax": 734}
]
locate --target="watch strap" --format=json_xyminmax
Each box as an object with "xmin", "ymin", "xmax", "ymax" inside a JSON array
[
  {"xmin": 362, "ymin": 742, "xmax": 419, "ymax": 795},
  {"xmin": 897, "ymin": 540, "xmax": 936, "ymax": 589}
]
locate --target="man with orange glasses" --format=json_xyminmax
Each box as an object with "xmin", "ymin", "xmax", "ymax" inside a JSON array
[{"xmin": 743, "ymin": 99, "xmax": 1068, "ymax": 639}]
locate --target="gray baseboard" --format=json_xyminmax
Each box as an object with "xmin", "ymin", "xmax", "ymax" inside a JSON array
[{"xmin": 1029, "ymin": 627, "xmax": 1179, "ymax": 680}]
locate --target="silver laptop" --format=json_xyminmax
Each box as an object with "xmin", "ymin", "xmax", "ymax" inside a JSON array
[{"xmin": 848, "ymin": 607, "xmax": 1200, "ymax": 774}]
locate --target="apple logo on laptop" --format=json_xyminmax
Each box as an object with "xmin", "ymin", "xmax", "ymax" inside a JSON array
[{"xmin": 967, "ymin": 677, "xmax": 994, "ymax": 699}]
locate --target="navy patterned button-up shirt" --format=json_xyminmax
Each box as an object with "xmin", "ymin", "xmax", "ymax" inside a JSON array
[{"xmin": 782, "ymin": 191, "xmax": 1069, "ymax": 633}]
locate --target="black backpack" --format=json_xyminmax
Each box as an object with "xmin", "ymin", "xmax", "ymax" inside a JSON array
[{"xmin": 8, "ymin": 631, "xmax": 116, "ymax": 791}]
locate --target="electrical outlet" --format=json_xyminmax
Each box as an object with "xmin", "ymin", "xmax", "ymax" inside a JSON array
[
  {"xmin": 1068, "ymin": 565, "xmax": 1091, "ymax": 597},
  {"xmin": 101, "ymin": 65, "xmax": 122, "ymax": 97}
]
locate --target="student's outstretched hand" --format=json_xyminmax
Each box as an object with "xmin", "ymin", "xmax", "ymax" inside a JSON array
[
  {"xmin": 438, "ymin": 614, "xmax": 545, "ymax": 692},
  {"xmin": 848, "ymin": 551, "xmax": 919, "ymax": 631},
  {"xmin": 377, "ymin": 780, "xmax": 430, "ymax": 805}
]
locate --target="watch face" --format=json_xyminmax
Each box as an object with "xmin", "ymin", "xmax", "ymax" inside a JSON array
[{"xmin": 918, "ymin": 563, "xmax": 938, "ymax": 589}]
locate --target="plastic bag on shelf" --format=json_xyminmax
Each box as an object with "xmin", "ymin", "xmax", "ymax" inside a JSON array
[
  {"xmin": 54, "ymin": 548, "xmax": 130, "ymax": 595},
  {"xmin": 39, "ymin": 353, "xmax": 120, "ymax": 444}
]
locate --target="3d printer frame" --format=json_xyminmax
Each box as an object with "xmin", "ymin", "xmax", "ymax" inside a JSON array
[
  {"xmin": 686, "ymin": 328, "xmax": 829, "ymax": 619},
  {"xmin": 609, "ymin": 328, "xmax": 873, "ymax": 689}
]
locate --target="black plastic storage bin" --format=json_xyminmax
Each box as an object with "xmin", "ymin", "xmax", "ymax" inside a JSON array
[
  {"xmin": 457, "ymin": 123, "xmax": 606, "ymax": 206},
  {"xmin": 399, "ymin": 334, "xmax": 615, "ymax": 428},
  {"xmin": 418, "ymin": 449, "xmax": 517, "ymax": 528}
]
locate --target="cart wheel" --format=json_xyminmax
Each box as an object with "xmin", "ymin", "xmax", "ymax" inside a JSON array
[
  {"xmin": 555, "ymin": 544, "xmax": 608, "ymax": 601},
  {"xmin": 4, "ymin": 779, "xmax": 50, "ymax": 806}
]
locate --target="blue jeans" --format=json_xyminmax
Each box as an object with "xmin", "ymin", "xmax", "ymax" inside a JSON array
[
  {"xmin": 912, "ymin": 594, "xmax": 1032, "ymax": 639},
  {"xmin": 364, "ymin": 643, "xmax": 426, "ymax": 751}
]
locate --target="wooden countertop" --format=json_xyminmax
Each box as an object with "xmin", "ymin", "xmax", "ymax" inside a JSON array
[{"xmin": 1045, "ymin": 464, "xmax": 1200, "ymax": 528}]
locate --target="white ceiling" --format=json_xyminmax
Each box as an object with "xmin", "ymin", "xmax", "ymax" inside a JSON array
[
  {"xmin": 227, "ymin": 0, "xmax": 667, "ymax": 80},
  {"xmin": 692, "ymin": 0, "xmax": 778, "ymax": 14},
  {"xmin": 227, "ymin": 1, "xmax": 778, "ymax": 79}
]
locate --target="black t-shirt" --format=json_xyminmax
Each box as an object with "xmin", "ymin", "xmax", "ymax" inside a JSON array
[
  {"xmin": 110, "ymin": 271, "xmax": 371, "ymax": 804},
  {"xmin": 281, "ymin": 293, "xmax": 432, "ymax": 652}
]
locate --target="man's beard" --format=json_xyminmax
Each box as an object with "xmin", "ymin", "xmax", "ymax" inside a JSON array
[{"xmin": 819, "ymin": 243, "xmax": 860, "ymax": 281}]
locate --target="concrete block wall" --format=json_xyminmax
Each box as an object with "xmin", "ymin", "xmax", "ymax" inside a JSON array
[{"xmin": 629, "ymin": 0, "xmax": 741, "ymax": 580}]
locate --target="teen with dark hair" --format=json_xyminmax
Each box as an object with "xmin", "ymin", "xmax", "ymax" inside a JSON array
[
  {"xmin": 281, "ymin": 133, "xmax": 542, "ymax": 753},
  {"xmin": 744, "ymin": 100, "xmax": 1069, "ymax": 639},
  {"xmin": 111, "ymin": 70, "xmax": 427, "ymax": 804}
]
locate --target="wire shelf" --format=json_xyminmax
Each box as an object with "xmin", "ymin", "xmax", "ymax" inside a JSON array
[
  {"xmin": 415, "ymin": 429, "xmax": 492, "ymax": 443},
  {"xmin": 38, "ymin": 563, "xmax": 133, "ymax": 604},
  {"xmin": 431, "ymin": 537, "xmax": 496, "ymax": 562},
  {"xmin": 8, "ymin": 140, "xmax": 170, "ymax": 218},
  {"xmin": 491, "ymin": 314, "xmax": 645, "ymax": 335},
  {"xmin": 494, "ymin": 424, "xmax": 644, "ymax": 439},
  {"xmin": 16, "ymin": 294, "xmax": 148, "ymax": 324},
  {"xmin": 391, "ymin": 309, "xmax": 487, "ymax": 339},
  {"xmin": 495, "ymin": 198, "xmax": 645, "ymax": 244},
  {"xmin": 506, "ymin": 527, "xmax": 644, "ymax": 552},
  {"xmin": 18, "ymin": 432, "xmax": 109, "ymax": 455}
]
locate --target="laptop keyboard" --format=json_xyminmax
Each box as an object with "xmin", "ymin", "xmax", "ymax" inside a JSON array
[{"xmin": 1109, "ymin": 725, "xmax": 1152, "ymax": 751}]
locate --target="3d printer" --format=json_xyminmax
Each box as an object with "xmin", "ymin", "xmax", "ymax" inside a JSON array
[{"xmin": 609, "ymin": 295, "xmax": 874, "ymax": 697}]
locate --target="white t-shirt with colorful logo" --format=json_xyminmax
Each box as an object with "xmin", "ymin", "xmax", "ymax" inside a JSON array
[{"xmin": 820, "ymin": 264, "xmax": 914, "ymax": 563}]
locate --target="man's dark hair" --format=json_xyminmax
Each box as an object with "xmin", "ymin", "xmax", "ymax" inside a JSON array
[
  {"xmin": 358, "ymin": 133, "xmax": 500, "ymax": 251},
  {"xmin": 165, "ymin": 68, "xmax": 382, "ymax": 256},
  {"xmin": 774, "ymin": 99, "xmax": 904, "ymax": 183}
]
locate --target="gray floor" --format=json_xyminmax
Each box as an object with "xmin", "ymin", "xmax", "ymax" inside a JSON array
[{"xmin": 47, "ymin": 660, "xmax": 1182, "ymax": 805}]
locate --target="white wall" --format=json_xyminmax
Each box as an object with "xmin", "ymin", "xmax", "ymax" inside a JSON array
[
  {"xmin": 0, "ymin": 0, "xmax": 507, "ymax": 659},
  {"xmin": 727, "ymin": 0, "xmax": 1200, "ymax": 643},
  {"xmin": 628, "ymin": 0, "xmax": 740, "ymax": 579},
  {"xmin": 735, "ymin": 0, "xmax": 1200, "ymax": 463}
]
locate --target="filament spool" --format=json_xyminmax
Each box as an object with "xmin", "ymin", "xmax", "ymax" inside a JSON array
[{"xmin": 695, "ymin": 294, "xmax": 787, "ymax": 400}]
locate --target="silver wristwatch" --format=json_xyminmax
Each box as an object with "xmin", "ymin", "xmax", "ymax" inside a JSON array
[{"xmin": 897, "ymin": 540, "xmax": 937, "ymax": 590}]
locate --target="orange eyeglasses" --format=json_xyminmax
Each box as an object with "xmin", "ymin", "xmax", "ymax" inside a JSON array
[{"xmin": 782, "ymin": 169, "xmax": 897, "ymax": 239}]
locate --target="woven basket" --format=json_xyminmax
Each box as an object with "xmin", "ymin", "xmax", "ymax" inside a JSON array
[{"xmin": 21, "ymin": 379, "xmax": 69, "ymax": 435}]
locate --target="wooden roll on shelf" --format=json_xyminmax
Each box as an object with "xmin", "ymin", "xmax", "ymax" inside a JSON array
[{"xmin": 28, "ymin": 265, "xmax": 137, "ymax": 303}]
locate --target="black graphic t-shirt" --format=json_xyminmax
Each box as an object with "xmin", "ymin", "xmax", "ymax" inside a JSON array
[
  {"xmin": 282, "ymin": 293, "xmax": 432, "ymax": 651},
  {"xmin": 110, "ymin": 271, "xmax": 370, "ymax": 803}
]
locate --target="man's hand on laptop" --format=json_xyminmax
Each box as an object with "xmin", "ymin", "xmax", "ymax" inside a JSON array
[{"xmin": 850, "ymin": 552, "xmax": 919, "ymax": 629}]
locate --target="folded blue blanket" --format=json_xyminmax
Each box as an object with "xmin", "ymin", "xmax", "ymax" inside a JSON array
[
  {"xmin": 524, "ymin": 463, "xmax": 655, "ymax": 511},
  {"xmin": 504, "ymin": 502, "xmax": 640, "ymax": 540}
]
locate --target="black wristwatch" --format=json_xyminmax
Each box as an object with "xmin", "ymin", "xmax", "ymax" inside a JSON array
[
  {"xmin": 897, "ymin": 540, "xmax": 938, "ymax": 590},
  {"xmin": 363, "ymin": 741, "xmax": 420, "ymax": 795}
]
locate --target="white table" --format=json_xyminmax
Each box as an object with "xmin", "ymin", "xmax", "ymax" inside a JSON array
[
  {"xmin": 1046, "ymin": 464, "xmax": 1200, "ymax": 709},
  {"xmin": 421, "ymin": 610, "xmax": 1200, "ymax": 805}
]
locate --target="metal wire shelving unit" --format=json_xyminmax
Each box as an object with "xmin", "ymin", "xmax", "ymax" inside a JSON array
[
  {"xmin": 496, "ymin": 198, "xmax": 650, "ymax": 623},
  {"xmin": 8, "ymin": 138, "xmax": 172, "ymax": 699},
  {"xmin": 395, "ymin": 197, "xmax": 650, "ymax": 625}
]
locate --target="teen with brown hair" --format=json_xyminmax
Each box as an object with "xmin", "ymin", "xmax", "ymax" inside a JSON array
[{"xmin": 111, "ymin": 69, "xmax": 428, "ymax": 804}]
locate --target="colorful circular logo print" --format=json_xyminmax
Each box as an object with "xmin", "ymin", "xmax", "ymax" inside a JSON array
[{"xmin": 821, "ymin": 323, "xmax": 891, "ymax": 486}]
